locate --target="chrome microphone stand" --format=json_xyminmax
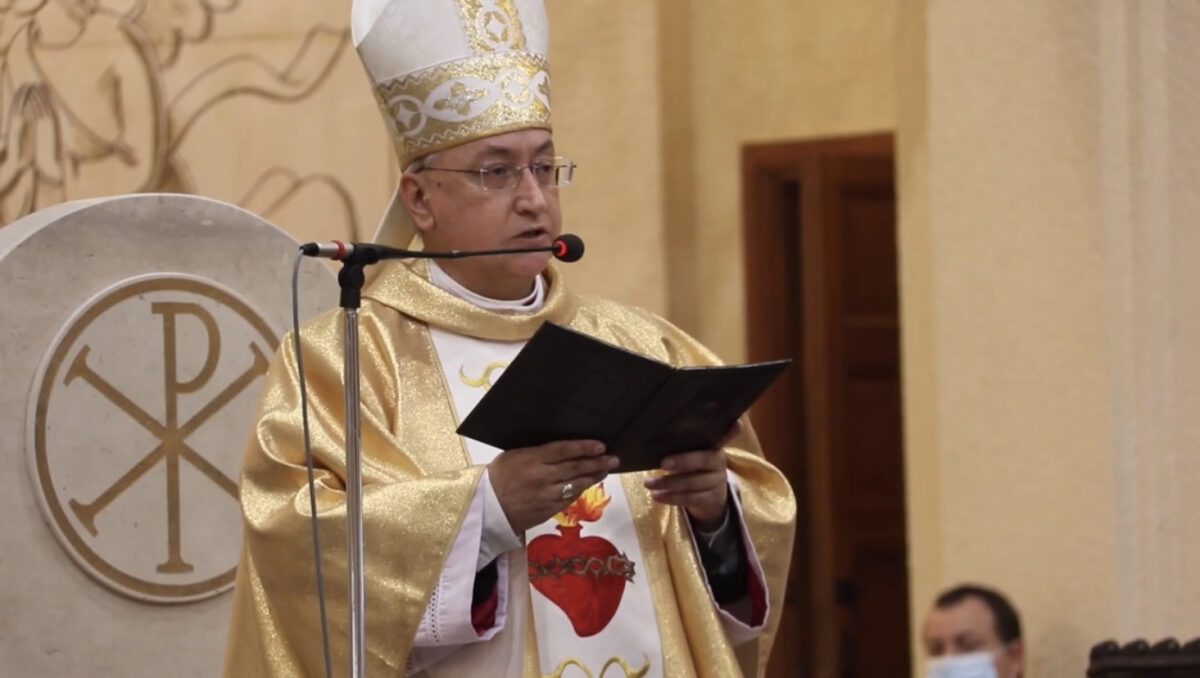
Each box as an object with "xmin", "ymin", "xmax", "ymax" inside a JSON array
[{"xmin": 335, "ymin": 254, "xmax": 378, "ymax": 678}]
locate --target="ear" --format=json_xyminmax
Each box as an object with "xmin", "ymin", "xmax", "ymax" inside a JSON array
[
  {"xmin": 399, "ymin": 173, "xmax": 436, "ymax": 234},
  {"xmin": 1007, "ymin": 639, "xmax": 1025, "ymax": 678}
]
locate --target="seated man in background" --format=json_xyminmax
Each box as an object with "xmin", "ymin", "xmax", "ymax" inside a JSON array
[{"xmin": 923, "ymin": 584, "xmax": 1024, "ymax": 678}]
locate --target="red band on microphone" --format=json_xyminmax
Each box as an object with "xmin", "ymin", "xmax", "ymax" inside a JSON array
[{"xmin": 334, "ymin": 240, "xmax": 347, "ymax": 260}]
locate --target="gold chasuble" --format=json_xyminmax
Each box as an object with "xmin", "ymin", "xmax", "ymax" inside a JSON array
[{"xmin": 223, "ymin": 260, "xmax": 796, "ymax": 677}]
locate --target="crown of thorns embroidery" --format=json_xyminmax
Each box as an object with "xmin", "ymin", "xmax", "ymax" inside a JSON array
[{"xmin": 528, "ymin": 553, "xmax": 636, "ymax": 581}]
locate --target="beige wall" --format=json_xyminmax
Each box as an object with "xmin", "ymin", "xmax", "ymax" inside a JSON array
[
  {"xmin": 674, "ymin": 0, "xmax": 898, "ymax": 361},
  {"xmin": 546, "ymin": 0, "xmax": 669, "ymax": 315},
  {"xmin": 901, "ymin": 1, "xmax": 1200, "ymax": 676}
]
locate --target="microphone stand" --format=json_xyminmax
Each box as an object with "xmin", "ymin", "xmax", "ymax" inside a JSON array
[{"xmin": 334, "ymin": 248, "xmax": 381, "ymax": 678}]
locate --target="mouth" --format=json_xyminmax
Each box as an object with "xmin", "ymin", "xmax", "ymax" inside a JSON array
[{"xmin": 510, "ymin": 227, "xmax": 552, "ymax": 245}]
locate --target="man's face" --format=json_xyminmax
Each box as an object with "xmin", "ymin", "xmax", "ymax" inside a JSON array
[
  {"xmin": 405, "ymin": 128, "xmax": 562, "ymax": 299},
  {"xmin": 923, "ymin": 597, "xmax": 1022, "ymax": 678}
]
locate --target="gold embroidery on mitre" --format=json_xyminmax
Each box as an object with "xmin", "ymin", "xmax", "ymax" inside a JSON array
[
  {"xmin": 457, "ymin": 0, "xmax": 527, "ymax": 54},
  {"xmin": 542, "ymin": 655, "xmax": 652, "ymax": 678},
  {"xmin": 373, "ymin": 52, "xmax": 552, "ymax": 167},
  {"xmin": 435, "ymin": 82, "xmax": 490, "ymax": 116},
  {"xmin": 459, "ymin": 361, "xmax": 508, "ymax": 391},
  {"xmin": 500, "ymin": 70, "xmax": 534, "ymax": 105}
]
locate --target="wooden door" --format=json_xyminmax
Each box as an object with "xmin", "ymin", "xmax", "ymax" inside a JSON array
[{"xmin": 743, "ymin": 134, "xmax": 909, "ymax": 678}]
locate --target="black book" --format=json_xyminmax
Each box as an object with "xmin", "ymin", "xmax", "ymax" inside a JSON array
[{"xmin": 456, "ymin": 322, "xmax": 791, "ymax": 473}]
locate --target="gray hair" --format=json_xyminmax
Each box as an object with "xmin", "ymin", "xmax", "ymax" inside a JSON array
[{"xmin": 403, "ymin": 151, "xmax": 440, "ymax": 175}]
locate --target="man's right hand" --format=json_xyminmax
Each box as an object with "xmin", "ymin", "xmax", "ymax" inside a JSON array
[{"xmin": 488, "ymin": 440, "xmax": 619, "ymax": 532}]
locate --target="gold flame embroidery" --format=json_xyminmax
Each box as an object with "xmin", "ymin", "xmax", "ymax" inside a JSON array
[{"xmin": 554, "ymin": 482, "xmax": 612, "ymax": 527}]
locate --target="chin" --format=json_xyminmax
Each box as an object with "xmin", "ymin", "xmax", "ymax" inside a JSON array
[{"xmin": 506, "ymin": 251, "xmax": 553, "ymax": 278}]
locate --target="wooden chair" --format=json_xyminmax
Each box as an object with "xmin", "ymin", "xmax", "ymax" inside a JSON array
[{"xmin": 1088, "ymin": 638, "xmax": 1200, "ymax": 677}]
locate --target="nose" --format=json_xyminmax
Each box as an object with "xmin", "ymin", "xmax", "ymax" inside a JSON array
[{"xmin": 512, "ymin": 165, "xmax": 549, "ymax": 213}]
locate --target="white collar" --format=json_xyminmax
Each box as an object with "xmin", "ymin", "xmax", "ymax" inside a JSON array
[{"xmin": 428, "ymin": 261, "xmax": 546, "ymax": 312}]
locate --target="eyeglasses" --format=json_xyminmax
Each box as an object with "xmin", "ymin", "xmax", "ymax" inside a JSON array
[{"xmin": 418, "ymin": 157, "xmax": 576, "ymax": 191}]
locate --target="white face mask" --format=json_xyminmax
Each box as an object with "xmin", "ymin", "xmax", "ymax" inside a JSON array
[{"xmin": 926, "ymin": 651, "xmax": 998, "ymax": 678}]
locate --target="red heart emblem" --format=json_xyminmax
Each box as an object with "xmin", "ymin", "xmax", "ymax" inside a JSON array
[{"xmin": 527, "ymin": 524, "xmax": 635, "ymax": 637}]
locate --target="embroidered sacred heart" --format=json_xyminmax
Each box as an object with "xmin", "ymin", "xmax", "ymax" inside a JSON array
[{"xmin": 527, "ymin": 524, "xmax": 635, "ymax": 637}]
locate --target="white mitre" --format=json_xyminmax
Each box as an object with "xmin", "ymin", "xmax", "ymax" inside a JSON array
[{"xmin": 351, "ymin": 0, "xmax": 554, "ymax": 247}]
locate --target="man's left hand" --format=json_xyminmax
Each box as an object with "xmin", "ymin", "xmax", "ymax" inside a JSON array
[{"xmin": 643, "ymin": 421, "xmax": 742, "ymax": 531}]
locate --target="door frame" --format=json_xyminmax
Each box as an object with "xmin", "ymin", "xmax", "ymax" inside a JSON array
[{"xmin": 741, "ymin": 132, "xmax": 897, "ymax": 678}]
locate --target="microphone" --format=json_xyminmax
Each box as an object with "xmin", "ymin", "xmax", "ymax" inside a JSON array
[
  {"xmin": 300, "ymin": 233, "xmax": 585, "ymax": 263},
  {"xmin": 549, "ymin": 233, "xmax": 584, "ymax": 262}
]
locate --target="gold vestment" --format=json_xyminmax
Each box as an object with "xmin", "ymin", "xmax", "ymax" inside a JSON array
[{"xmin": 223, "ymin": 260, "xmax": 796, "ymax": 677}]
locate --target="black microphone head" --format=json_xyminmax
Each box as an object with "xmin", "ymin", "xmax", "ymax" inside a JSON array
[{"xmin": 552, "ymin": 233, "xmax": 585, "ymax": 262}]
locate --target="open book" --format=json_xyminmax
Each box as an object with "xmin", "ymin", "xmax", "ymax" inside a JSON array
[{"xmin": 457, "ymin": 322, "xmax": 791, "ymax": 473}]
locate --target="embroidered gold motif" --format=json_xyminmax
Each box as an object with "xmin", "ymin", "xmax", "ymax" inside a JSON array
[
  {"xmin": 459, "ymin": 361, "xmax": 508, "ymax": 391},
  {"xmin": 456, "ymin": 0, "xmax": 527, "ymax": 54},
  {"xmin": 434, "ymin": 82, "xmax": 489, "ymax": 116},
  {"xmin": 483, "ymin": 10, "xmax": 510, "ymax": 44},
  {"xmin": 500, "ymin": 70, "xmax": 534, "ymax": 105},
  {"xmin": 542, "ymin": 655, "xmax": 652, "ymax": 678},
  {"xmin": 381, "ymin": 97, "xmax": 423, "ymax": 136},
  {"xmin": 600, "ymin": 657, "xmax": 652, "ymax": 678}
]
